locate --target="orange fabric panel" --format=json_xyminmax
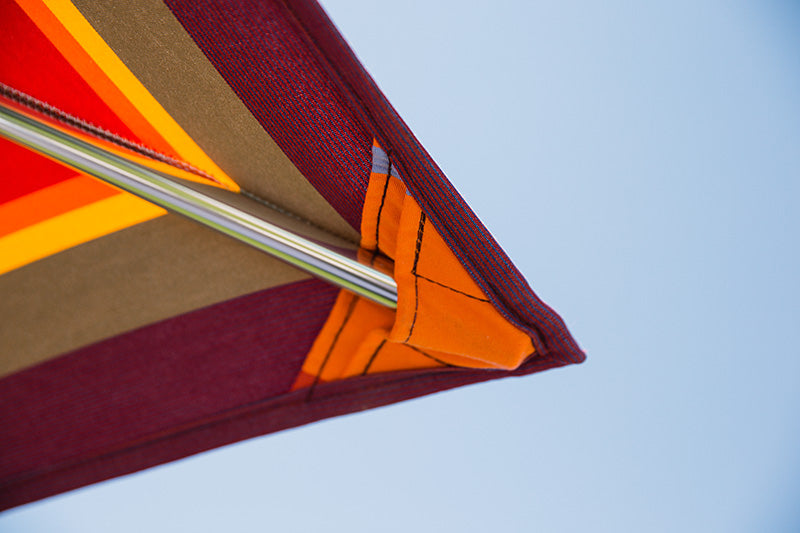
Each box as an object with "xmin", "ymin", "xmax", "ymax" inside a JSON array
[
  {"xmin": 295, "ymin": 290, "xmax": 395, "ymax": 386},
  {"xmin": 358, "ymin": 338, "xmax": 447, "ymax": 375},
  {"xmin": 292, "ymin": 370, "xmax": 317, "ymax": 390},
  {"xmin": 294, "ymin": 150, "xmax": 535, "ymax": 388},
  {"xmin": 291, "ymin": 290, "xmax": 452, "ymax": 391},
  {"xmin": 0, "ymin": 175, "xmax": 119, "ymax": 238},
  {"xmin": 390, "ymin": 195, "xmax": 534, "ymax": 370},
  {"xmin": 320, "ymin": 294, "xmax": 394, "ymax": 380},
  {"xmin": 361, "ymin": 174, "xmax": 406, "ymax": 259}
]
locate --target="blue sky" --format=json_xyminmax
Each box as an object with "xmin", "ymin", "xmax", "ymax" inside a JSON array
[{"xmin": 2, "ymin": 1, "xmax": 799, "ymax": 531}]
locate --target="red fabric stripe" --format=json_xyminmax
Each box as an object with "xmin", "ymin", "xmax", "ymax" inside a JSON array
[{"xmin": 0, "ymin": 0, "xmax": 139, "ymax": 203}]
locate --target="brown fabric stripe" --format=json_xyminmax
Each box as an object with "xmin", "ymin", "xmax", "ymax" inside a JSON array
[
  {"xmin": 71, "ymin": 0, "xmax": 360, "ymax": 243},
  {"xmin": 0, "ymin": 214, "xmax": 310, "ymax": 377}
]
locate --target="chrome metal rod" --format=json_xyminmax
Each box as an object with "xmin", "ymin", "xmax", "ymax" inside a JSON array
[{"xmin": 0, "ymin": 102, "xmax": 397, "ymax": 308}]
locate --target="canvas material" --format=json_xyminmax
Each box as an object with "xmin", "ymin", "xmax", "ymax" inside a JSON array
[
  {"xmin": 11, "ymin": 0, "xmax": 237, "ymax": 188},
  {"xmin": 0, "ymin": 0, "xmax": 584, "ymax": 509},
  {"xmin": 1, "ymin": 1, "xmax": 152, "ymax": 161},
  {"xmin": 3, "ymin": 0, "xmax": 582, "ymax": 366},
  {"xmin": 1, "ymin": 0, "xmax": 357, "ymax": 263},
  {"xmin": 163, "ymin": 0, "xmax": 373, "ymax": 232},
  {"xmin": 283, "ymin": 0, "xmax": 584, "ymax": 365},
  {"xmin": 0, "ymin": 0, "xmax": 353, "ymax": 371},
  {"xmin": 0, "ymin": 100, "xmax": 318, "ymax": 376},
  {"xmin": 71, "ymin": 0, "xmax": 359, "ymax": 242},
  {"xmin": 0, "ymin": 213, "xmax": 313, "ymax": 377},
  {"xmin": 294, "ymin": 145, "xmax": 535, "ymax": 392},
  {"xmin": 0, "ymin": 279, "xmax": 338, "ymax": 509}
]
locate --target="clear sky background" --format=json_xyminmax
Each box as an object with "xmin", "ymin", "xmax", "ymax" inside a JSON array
[{"xmin": 2, "ymin": 1, "xmax": 799, "ymax": 531}]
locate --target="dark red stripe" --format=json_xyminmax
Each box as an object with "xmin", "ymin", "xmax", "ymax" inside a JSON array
[
  {"xmin": 163, "ymin": 0, "xmax": 371, "ymax": 232},
  {"xmin": 0, "ymin": 279, "xmax": 338, "ymax": 509},
  {"xmin": 0, "ymin": 0, "xmax": 584, "ymax": 509},
  {"xmin": 0, "ymin": 321, "xmax": 569, "ymax": 510}
]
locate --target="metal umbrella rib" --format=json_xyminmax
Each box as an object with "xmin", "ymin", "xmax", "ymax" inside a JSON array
[{"xmin": 0, "ymin": 101, "xmax": 398, "ymax": 308}]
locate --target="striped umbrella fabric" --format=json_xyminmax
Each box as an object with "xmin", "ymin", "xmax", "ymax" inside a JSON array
[{"xmin": 0, "ymin": 0, "xmax": 583, "ymax": 510}]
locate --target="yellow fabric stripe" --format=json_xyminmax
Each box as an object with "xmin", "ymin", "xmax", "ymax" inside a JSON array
[
  {"xmin": 0, "ymin": 193, "xmax": 165, "ymax": 275},
  {"xmin": 41, "ymin": 0, "xmax": 240, "ymax": 192}
]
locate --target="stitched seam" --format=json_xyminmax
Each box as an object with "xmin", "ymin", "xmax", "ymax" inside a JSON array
[
  {"xmin": 0, "ymin": 82, "xmax": 223, "ymax": 186},
  {"xmin": 416, "ymin": 275, "xmax": 490, "ymax": 302},
  {"xmin": 239, "ymin": 188, "xmax": 358, "ymax": 244},
  {"xmin": 361, "ymin": 339, "xmax": 386, "ymax": 375},
  {"xmin": 307, "ymin": 296, "xmax": 358, "ymax": 400},
  {"xmin": 405, "ymin": 345, "xmax": 457, "ymax": 368},
  {"xmin": 403, "ymin": 211, "xmax": 425, "ymax": 342}
]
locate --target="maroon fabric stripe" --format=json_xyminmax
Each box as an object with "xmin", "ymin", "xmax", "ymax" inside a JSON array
[
  {"xmin": 0, "ymin": 331, "xmax": 569, "ymax": 510},
  {"xmin": 163, "ymin": 0, "xmax": 372, "ymax": 232},
  {"xmin": 0, "ymin": 0, "xmax": 584, "ymax": 509},
  {"xmin": 282, "ymin": 0, "xmax": 584, "ymax": 365},
  {"xmin": 0, "ymin": 279, "xmax": 338, "ymax": 510}
]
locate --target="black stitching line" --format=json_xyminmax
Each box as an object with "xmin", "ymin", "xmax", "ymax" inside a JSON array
[
  {"xmin": 307, "ymin": 296, "xmax": 358, "ymax": 401},
  {"xmin": 361, "ymin": 339, "xmax": 387, "ymax": 375},
  {"xmin": 416, "ymin": 275, "xmax": 490, "ymax": 302},
  {"xmin": 403, "ymin": 211, "xmax": 426, "ymax": 342},
  {"xmin": 405, "ymin": 345, "xmax": 458, "ymax": 368}
]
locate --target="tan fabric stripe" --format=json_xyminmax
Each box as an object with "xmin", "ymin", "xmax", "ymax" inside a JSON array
[
  {"xmin": 72, "ymin": 0, "xmax": 360, "ymax": 243},
  {"xmin": 0, "ymin": 215, "xmax": 310, "ymax": 378}
]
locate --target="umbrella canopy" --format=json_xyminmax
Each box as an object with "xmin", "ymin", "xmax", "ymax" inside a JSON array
[{"xmin": 0, "ymin": 0, "xmax": 583, "ymax": 509}]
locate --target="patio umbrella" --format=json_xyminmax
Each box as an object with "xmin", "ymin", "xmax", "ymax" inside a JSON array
[{"xmin": 0, "ymin": 0, "xmax": 583, "ymax": 510}]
